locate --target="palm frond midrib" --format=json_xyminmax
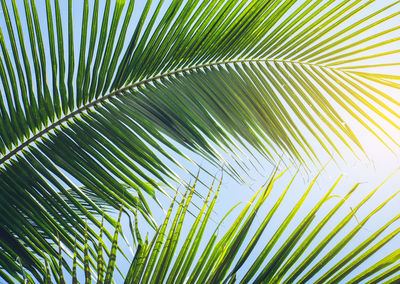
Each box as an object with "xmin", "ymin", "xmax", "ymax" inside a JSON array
[{"xmin": 0, "ymin": 58, "xmax": 334, "ymax": 167}]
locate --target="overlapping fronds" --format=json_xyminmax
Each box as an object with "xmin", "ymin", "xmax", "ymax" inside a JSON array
[
  {"xmin": 124, "ymin": 169, "xmax": 400, "ymax": 284},
  {"xmin": 0, "ymin": 0, "xmax": 399, "ymax": 279},
  {"xmin": 6, "ymin": 208, "xmax": 125, "ymax": 283},
  {"xmin": 22, "ymin": 169, "xmax": 400, "ymax": 283}
]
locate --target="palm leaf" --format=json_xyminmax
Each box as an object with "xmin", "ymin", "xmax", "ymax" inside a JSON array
[
  {"xmin": 0, "ymin": 0, "xmax": 399, "ymax": 279},
  {"xmin": 130, "ymin": 169, "xmax": 400, "ymax": 284},
  {"xmin": 42, "ymin": 169, "xmax": 400, "ymax": 283}
]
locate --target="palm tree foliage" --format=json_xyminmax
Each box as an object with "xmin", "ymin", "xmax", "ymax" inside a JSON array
[
  {"xmin": 0, "ymin": 0, "xmax": 399, "ymax": 281},
  {"xmin": 127, "ymin": 170, "xmax": 400, "ymax": 284},
  {"xmin": 15, "ymin": 169, "xmax": 400, "ymax": 283}
]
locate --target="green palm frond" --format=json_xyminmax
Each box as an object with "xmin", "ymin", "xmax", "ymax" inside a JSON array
[
  {"xmin": 0, "ymin": 0, "xmax": 400, "ymax": 279},
  {"xmin": 31, "ymin": 169, "xmax": 400, "ymax": 283},
  {"xmin": 124, "ymin": 170, "xmax": 400, "ymax": 284}
]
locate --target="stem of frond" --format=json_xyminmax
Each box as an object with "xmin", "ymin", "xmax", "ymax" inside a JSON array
[{"xmin": 0, "ymin": 58, "xmax": 330, "ymax": 166}]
